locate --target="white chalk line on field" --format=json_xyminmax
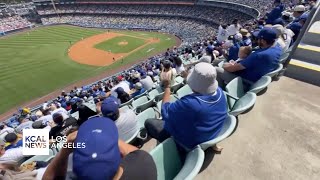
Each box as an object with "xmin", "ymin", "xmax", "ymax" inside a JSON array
[{"xmin": 147, "ymin": 48, "xmax": 155, "ymax": 53}]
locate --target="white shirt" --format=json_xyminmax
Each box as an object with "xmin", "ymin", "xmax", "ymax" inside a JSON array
[
  {"xmin": 37, "ymin": 115, "xmax": 52, "ymax": 126},
  {"xmin": 276, "ymin": 38, "xmax": 286, "ymax": 52},
  {"xmin": 227, "ymin": 24, "xmax": 240, "ymax": 36},
  {"xmin": 15, "ymin": 121, "xmax": 33, "ymax": 133},
  {"xmin": 52, "ymin": 108, "xmax": 69, "ymax": 120},
  {"xmin": 199, "ymin": 55, "xmax": 212, "ymax": 63},
  {"xmin": 116, "ymin": 109, "xmax": 139, "ymax": 141},
  {"xmin": 111, "ymin": 81, "xmax": 131, "ymax": 98},
  {"xmin": 175, "ymin": 65, "xmax": 185, "ymax": 74},
  {"xmin": 139, "ymin": 76, "xmax": 154, "ymax": 91},
  {"xmin": 284, "ymin": 28, "xmax": 294, "ymax": 52},
  {"xmin": 0, "ymin": 127, "xmax": 15, "ymax": 134},
  {"xmin": 217, "ymin": 25, "xmax": 228, "ymax": 43},
  {"xmin": 0, "ymin": 147, "xmax": 24, "ymax": 164}
]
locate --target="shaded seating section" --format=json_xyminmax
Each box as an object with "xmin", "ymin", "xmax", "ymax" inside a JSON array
[{"xmin": 150, "ymin": 138, "xmax": 204, "ymax": 180}]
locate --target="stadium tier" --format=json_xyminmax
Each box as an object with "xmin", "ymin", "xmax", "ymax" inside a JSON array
[{"xmin": 0, "ymin": 0, "xmax": 319, "ymax": 179}]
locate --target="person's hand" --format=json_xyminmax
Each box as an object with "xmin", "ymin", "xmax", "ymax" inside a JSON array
[
  {"xmin": 229, "ymin": 60, "xmax": 236, "ymax": 65},
  {"xmin": 67, "ymin": 131, "xmax": 78, "ymax": 144}
]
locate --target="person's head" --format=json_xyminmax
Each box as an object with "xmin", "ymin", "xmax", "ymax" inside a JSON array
[
  {"xmin": 50, "ymin": 103, "xmax": 58, "ymax": 111},
  {"xmin": 0, "ymin": 124, "xmax": 5, "ymax": 130},
  {"xmin": 173, "ymin": 56, "xmax": 182, "ymax": 67},
  {"xmin": 232, "ymin": 18, "xmax": 239, "ymax": 25},
  {"xmin": 73, "ymin": 117, "xmax": 121, "ymax": 180},
  {"xmin": 52, "ymin": 112, "xmax": 64, "ymax": 126},
  {"xmin": 4, "ymin": 133, "xmax": 18, "ymax": 144},
  {"xmin": 282, "ymin": 11, "xmax": 291, "ymax": 21},
  {"xmin": 293, "ymin": 5, "xmax": 305, "ymax": 18},
  {"xmin": 162, "ymin": 60, "xmax": 172, "ymax": 71},
  {"xmin": 101, "ymin": 96, "xmax": 120, "ymax": 121},
  {"xmin": 238, "ymin": 46, "xmax": 252, "ymax": 59},
  {"xmin": 187, "ymin": 62, "xmax": 218, "ymax": 95},
  {"xmin": 257, "ymin": 28, "xmax": 277, "ymax": 48},
  {"xmin": 78, "ymin": 104, "xmax": 97, "ymax": 125},
  {"xmin": 135, "ymin": 82, "xmax": 143, "ymax": 91},
  {"xmin": 240, "ymin": 29, "xmax": 250, "ymax": 38},
  {"xmin": 273, "ymin": 0, "xmax": 281, "ymax": 7},
  {"xmin": 205, "ymin": 46, "xmax": 213, "ymax": 55},
  {"xmin": 115, "ymin": 87, "xmax": 125, "ymax": 96}
]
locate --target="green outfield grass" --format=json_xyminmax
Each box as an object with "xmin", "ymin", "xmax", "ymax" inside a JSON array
[
  {"xmin": 0, "ymin": 25, "xmax": 176, "ymax": 114},
  {"xmin": 94, "ymin": 35, "xmax": 147, "ymax": 53}
]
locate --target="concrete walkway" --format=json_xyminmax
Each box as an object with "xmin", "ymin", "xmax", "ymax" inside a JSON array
[{"xmin": 142, "ymin": 77, "xmax": 320, "ymax": 180}]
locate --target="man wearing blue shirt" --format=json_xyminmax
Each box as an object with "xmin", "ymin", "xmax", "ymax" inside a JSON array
[
  {"xmin": 266, "ymin": 0, "xmax": 285, "ymax": 25},
  {"xmin": 145, "ymin": 63, "xmax": 228, "ymax": 150},
  {"xmin": 221, "ymin": 28, "xmax": 282, "ymax": 83}
]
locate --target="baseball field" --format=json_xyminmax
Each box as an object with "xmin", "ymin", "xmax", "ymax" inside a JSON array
[{"xmin": 0, "ymin": 25, "xmax": 177, "ymax": 115}]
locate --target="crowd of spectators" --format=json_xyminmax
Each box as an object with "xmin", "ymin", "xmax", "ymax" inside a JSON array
[
  {"xmin": 0, "ymin": 15, "xmax": 32, "ymax": 33},
  {"xmin": 0, "ymin": 0, "xmax": 318, "ymax": 179}
]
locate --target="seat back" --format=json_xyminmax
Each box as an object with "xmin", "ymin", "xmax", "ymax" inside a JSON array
[
  {"xmin": 70, "ymin": 111, "xmax": 79, "ymax": 120},
  {"xmin": 119, "ymin": 98, "xmax": 133, "ymax": 108},
  {"xmin": 150, "ymin": 138, "xmax": 182, "ymax": 180},
  {"xmin": 200, "ymin": 115, "xmax": 237, "ymax": 150},
  {"xmin": 176, "ymin": 85, "xmax": 193, "ymax": 99},
  {"xmin": 265, "ymin": 64, "xmax": 283, "ymax": 78},
  {"xmin": 171, "ymin": 82, "xmax": 183, "ymax": 93},
  {"xmin": 175, "ymin": 76, "xmax": 184, "ymax": 84},
  {"xmin": 174, "ymin": 146, "xmax": 205, "ymax": 180},
  {"xmin": 279, "ymin": 52, "xmax": 290, "ymax": 64},
  {"xmin": 133, "ymin": 90, "xmax": 148, "ymax": 100},
  {"xmin": 249, "ymin": 76, "xmax": 272, "ymax": 94},
  {"xmin": 229, "ymin": 92, "xmax": 256, "ymax": 116},
  {"xmin": 136, "ymin": 108, "xmax": 156, "ymax": 129},
  {"xmin": 225, "ymin": 77, "xmax": 245, "ymax": 107},
  {"xmin": 132, "ymin": 96, "xmax": 149, "ymax": 108},
  {"xmin": 119, "ymin": 105, "xmax": 130, "ymax": 111},
  {"xmin": 148, "ymin": 87, "xmax": 164, "ymax": 102}
]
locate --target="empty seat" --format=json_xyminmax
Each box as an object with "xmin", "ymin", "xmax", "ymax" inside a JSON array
[
  {"xmin": 133, "ymin": 90, "xmax": 148, "ymax": 100},
  {"xmin": 248, "ymin": 76, "xmax": 272, "ymax": 94},
  {"xmin": 176, "ymin": 85, "xmax": 193, "ymax": 99},
  {"xmin": 119, "ymin": 105, "xmax": 130, "ymax": 111},
  {"xmin": 170, "ymin": 82, "xmax": 184, "ymax": 93},
  {"xmin": 150, "ymin": 138, "xmax": 204, "ymax": 180},
  {"xmin": 200, "ymin": 114, "xmax": 237, "ymax": 150},
  {"xmin": 175, "ymin": 76, "xmax": 184, "ymax": 84},
  {"xmin": 131, "ymin": 96, "xmax": 155, "ymax": 113},
  {"xmin": 21, "ymin": 149, "xmax": 55, "ymax": 166},
  {"xmin": 225, "ymin": 77, "xmax": 256, "ymax": 116},
  {"xmin": 136, "ymin": 108, "xmax": 157, "ymax": 129},
  {"xmin": 148, "ymin": 87, "xmax": 165, "ymax": 102}
]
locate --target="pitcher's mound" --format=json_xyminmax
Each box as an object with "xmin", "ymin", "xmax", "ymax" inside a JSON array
[{"xmin": 118, "ymin": 41, "xmax": 128, "ymax": 46}]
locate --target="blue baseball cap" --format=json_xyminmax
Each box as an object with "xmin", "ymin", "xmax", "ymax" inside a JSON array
[
  {"xmin": 73, "ymin": 117, "xmax": 121, "ymax": 180},
  {"xmin": 299, "ymin": 13, "xmax": 308, "ymax": 21},
  {"xmin": 206, "ymin": 45, "xmax": 213, "ymax": 54},
  {"xmin": 101, "ymin": 96, "xmax": 119, "ymax": 117},
  {"xmin": 257, "ymin": 28, "xmax": 277, "ymax": 41},
  {"xmin": 115, "ymin": 87, "xmax": 125, "ymax": 94}
]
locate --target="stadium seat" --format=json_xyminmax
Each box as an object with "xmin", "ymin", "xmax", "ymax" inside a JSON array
[
  {"xmin": 279, "ymin": 52, "xmax": 290, "ymax": 64},
  {"xmin": 265, "ymin": 64, "xmax": 283, "ymax": 78},
  {"xmin": 119, "ymin": 98, "xmax": 133, "ymax": 108},
  {"xmin": 225, "ymin": 77, "xmax": 256, "ymax": 116},
  {"xmin": 199, "ymin": 114, "xmax": 237, "ymax": 150},
  {"xmin": 176, "ymin": 84, "xmax": 193, "ymax": 99},
  {"xmin": 133, "ymin": 90, "xmax": 148, "ymax": 100},
  {"xmin": 149, "ymin": 138, "xmax": 204, "ymax": 180},
  {"xmin": 148, "ymin": 87, "xmax": 165, "ymax": 102},
  {"xmin": 136, "ymin": 108, "xmax": 157, "ymax": 129},
  {"xmin": 156, "ymin": 95, "xmax": 179, "ymax": 115},
  {"xmin": 119, "ymin": 105, "xmax": 130, "ymax": 111},
  {"xmin": 131, "ymin": 96, "xmax": 155, "ymax": 113},
  {"xmin": 171, "ymin": 82, "xmax": 184, "ymax": 93},
  {"xmin": 21, "ymin": 149, "xmax": 55, "ymax": 166},
  {"xmin": 175, "ymin": 76, "xmax": 184, "ymax": 84},
  {"xmin": 125, "ymin": 129, "xmax": 140, "ymax": 144},
  {"xmin": 248, "ymin": 76, "xmax": 272, "ymax": 94},
  {"xmin": 70, "ymin": 111, "xmax": 79, "ymax": 120}
]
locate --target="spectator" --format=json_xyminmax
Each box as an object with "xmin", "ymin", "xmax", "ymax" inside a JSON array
[
  {"xmin": 49, "ymin": 112, "xmax": 78, "ymax": 139},
  {"xmin": 15, "ymin": 117, "xmax": 33, "ymax": 134},
  {"xmin": 100, "ymin": 96, "xmax": 138, "ymax": 141},
  {"xmin": 50, "ymin": 102, "xmax": 69, "ymax": 120},
  {"xmin": 266, "ymin": 0, "xmax": 285, "ymax": 25},
  {"xmin": 227, "ymin": 18, "xmax": 241, "ymax": 36},
  {"xmin": 172, "ymin": 56, "xmax": 185, "ymax": 75},
  {"xmin": 229, "ymin": 46, "xmax": 252, "ymax": 64},
  {"xmin": 292, "ymin": 5, "xmax": 306, "ymax": 22},
  {"xmin": 77, "ymin": 104, "xmax": 98, "ymax": 126},
  {"xmin": 43, "ymin": 117, "xmax": 157, "ymax": 180},
  {"xmin": 227, "ymin": 33, "xmax": 242, "ymax": 61},
  {"xmin": 160, "ymin": 60, "xmax": 177, "ymax": 86},
  {"xmin": 139, "ymin": 72, "xmax": 154, "ymax": 91},
  {"xmin": 239, "ymin": 29, "xmax": 252, "ymax": 46},
  {"xmin": 288, "ymin": 13, "xmax": 308, "ymax": 42},
  {"xmin": 111, "ymin": 77, "xmax": 131, "ymax": 98},
  {"xmin": 272, "ymin": 24, "xmax": 286, "ymax": 51},
  {"xmin": 217, "ymin": 24, "xmax": 229, "ymax": 43},
  {"xmin": 4, "ymin": 133, "xmax": 22, "ymax": 150},
  {"xmin": 0, "ymin": 124, "xmax": 15, "ymax": 134},
  {"xmin": 131, "ymin": 82, "xmax": 146, "ymax": 98},
  {"xmin": 221, "ymin": 28, "xmax": 282, "ymax": 83},
  {"xmin": 0, "ymin": 140, "xmax": 24, "ymax": 164},
  {"xmin": 115, "ymin": 87, "xmax": 132, "ymax": 104},
  {"xmin": 145, "ymin": 62, "xmax": 228, "ymax": 150}
]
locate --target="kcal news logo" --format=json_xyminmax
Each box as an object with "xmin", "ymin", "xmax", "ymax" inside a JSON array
[
  {"xmin": 23, "ymin": 129, "xmax": 86, "ymax": 155},
  {"xmin": 23, "ymin": 129, "xmax": 49, "ymax": 155}
]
